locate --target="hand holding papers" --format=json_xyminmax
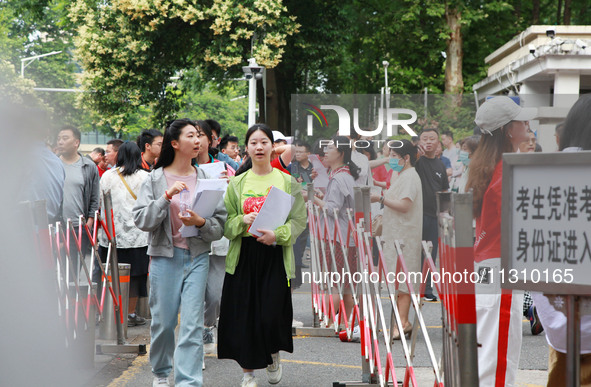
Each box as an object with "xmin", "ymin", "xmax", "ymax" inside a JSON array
[
  {"xmin": 309, "ymin": 155, "xmax": 328, "ymax": 188},
  {"xmin": 248, "ymin": 186, "xmax": 295, "ymax": 238},
  {"xmin": 180, "ymin": 179, "xmax": 227, "ymax": 238}
]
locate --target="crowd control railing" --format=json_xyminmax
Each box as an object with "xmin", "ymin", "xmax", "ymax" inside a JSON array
[
  {"xmin": 304, "ymin": 184, "xmax": 444, "ymax": 386},
  {"xmin": 305, "ymin": 184, "xmax": 480, "ymax": 387},
  {"xmin": 26, "ymin": 191, "xmax": 147, "ymax": 364}
]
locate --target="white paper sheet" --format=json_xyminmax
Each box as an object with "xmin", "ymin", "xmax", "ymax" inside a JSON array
[
  {"xmin": 248, "ymin": 186, "xmax": 295, "ymax": 237},
  {"xmin": 198, "ymin": 162, "xmax": 226, "ymax": 179},
  {"xmin": 179, "ymin": 179, "xmax": 227, "ymax": 237},
  {"xmin": 194, "ymin": 178, "xmax": 228, "ymax": 192},
  {"xmin": 309, "ymin": 155, "xmax": 329, "ymax": 188}
]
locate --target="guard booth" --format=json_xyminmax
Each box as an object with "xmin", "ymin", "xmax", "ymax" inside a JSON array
[{"xmin": 501, "ymin": 151, "xmax": 591, "ymax": 387}]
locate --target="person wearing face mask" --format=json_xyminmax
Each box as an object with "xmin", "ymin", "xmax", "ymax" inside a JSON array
[
  {"xmin": 456, "ymin": 135, "xmax": 479, "ymax": 193},
  {"xmin": 376, "ymin": 139, "xmax": 422, "ymax": 341},
  {"xmin": 466, "ymin": 96, "xmax": 536, "ymax": 387}
]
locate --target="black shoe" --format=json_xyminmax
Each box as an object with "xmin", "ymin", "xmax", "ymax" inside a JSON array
[
  {"xmin": 128, "ymin": 314, "xmax": 146, "ymax": 327},
  {"xmin": 423, "ymin": 294, "xmax": 438, "ymax": 302}
]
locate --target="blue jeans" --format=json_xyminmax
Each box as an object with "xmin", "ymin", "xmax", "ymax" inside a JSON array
[{"xmin": 149, "ymin": 248, "xmax": 209, "ymax": 386}]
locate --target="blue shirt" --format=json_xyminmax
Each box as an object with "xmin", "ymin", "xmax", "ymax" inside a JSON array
[
  {"xmin": 440, "ymin": 155, "xmax": 452, "ymax": 169},
  {"xmin": 215, "ymin": 151, "xmax": 240, "ymax": 170}
]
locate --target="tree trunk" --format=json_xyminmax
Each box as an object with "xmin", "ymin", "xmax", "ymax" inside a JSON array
[
  {"xmin": 444, "ymin": 7, "xmax": 464, "ymax": 99},
  {"xmin": 563, "ymin": 0, "xmax": 572, "ymax": 24},
  {"xmin": 263, "ymin": 68, "xmax": 292, "ymax": 136},
  {"xmin": 532, "ymin": 0, "xmax": 540, "ymax": 24},
  {"xmin": 557, "ymin": 0, "xmax": 563, "ymax": 24}
]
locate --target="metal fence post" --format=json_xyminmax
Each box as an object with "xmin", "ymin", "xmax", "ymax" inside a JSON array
[
  {"xmin": 437, "ymin": 191, "xmax": 479, "ymax": 387},
  {"xmin": 103, "ymin": 191, "xmax": 125, "ymax": 345}
]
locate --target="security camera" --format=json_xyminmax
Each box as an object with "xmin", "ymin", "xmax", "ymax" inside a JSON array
[
  {"xmin": 546, "ymin": 27, "xmax": 556, "ymax": 39},
  {"xmin": 576, "ymin": 39, "xmax": 587, "ymax": 49},
  {"xmin": 382, "ymin": 60, "xmax": 389, "ymax": 67},
  {"xmin": 529, "ymin": 44, "xmax": 536, "ymax": 54},
  {"xmin": 242, "ymin": 58, "xmax": 264, "ymax": 80},
  {"xmin": 251, "ymin": 66, "xmax": 264, "ymax": 80}
]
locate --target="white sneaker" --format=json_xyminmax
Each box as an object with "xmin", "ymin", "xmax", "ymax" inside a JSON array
[
  {"xmin": 153, "ymin": 376, "xmax": 170, "ymax": 387},
  {"xmin": 241, "ymin": 373, "xmax": 257, "ymax": 387},
  {"xmin": 351, "ymin": 325, "xmax": 361, "ymax": 342},
  {"xmin": 266, "ymin": 352, "xmax": 282, "ymax": 384},
  {"xmin": 292, "ymin": 319, "xmax": 304, "ymax": 328}
]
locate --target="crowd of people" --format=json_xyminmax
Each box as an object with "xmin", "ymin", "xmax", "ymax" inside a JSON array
[{"xmin": 34, "ymin": 92, "xmax": 591, "ymax": 387}]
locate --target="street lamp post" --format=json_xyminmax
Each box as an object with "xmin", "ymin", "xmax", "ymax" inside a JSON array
[
  {"xmin": 382, "ymin": 60, "xmax": 390, "ymax": 109},
  {"xmin": 242, "ymin": 58, "xmax": 264, "ymax": 128},
  {"xmin": 20, "ymin": 51, "xmax": 63, "ymax": 78}
]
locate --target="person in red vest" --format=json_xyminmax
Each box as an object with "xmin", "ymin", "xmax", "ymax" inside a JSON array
[{"xmin": 467, "ymin": 96, "xmax": 535, "ymax": 387}]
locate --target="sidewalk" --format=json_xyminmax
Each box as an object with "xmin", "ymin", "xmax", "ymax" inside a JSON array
[
  {"xmin": 87, "ymin": 323, "xmax": 549, "ymax": 387},
  {"xmin": 83, "ymin": 286, "xmax": 551, "ymax": 387}
]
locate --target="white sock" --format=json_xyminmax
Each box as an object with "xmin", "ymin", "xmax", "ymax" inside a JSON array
[{"xmin": 244, "ymin": 371, "xmax": 254, "ymax": 377}]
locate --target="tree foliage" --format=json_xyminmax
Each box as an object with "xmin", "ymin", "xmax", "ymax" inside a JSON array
[
  {"xmin": 0, "ymin": 0, "xmax": 86, "ymax": 133},
  {"xmin": 69, "ymin": 0, "xmax": 298, "ymax": 130},
  {"xmin": 4, "ymin": 0, "xmax": 591, "ymax": 142}
]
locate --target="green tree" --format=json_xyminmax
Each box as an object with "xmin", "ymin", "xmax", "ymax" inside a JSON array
[
  {"xmin": 178, "ymin": 84, "xmax": 249, "ymax": 143},
  {"xmin": 0, "ymin": 0, "xmax": 88, "ymax": 134},
  {"xmin": 69, "ymin": 0, "xmax": 299, "ymax": 131}
]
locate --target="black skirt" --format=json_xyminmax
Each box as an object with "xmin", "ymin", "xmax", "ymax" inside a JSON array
[{"xmin": 217, "ymin": 237, "xmax": 294, "ymax": 370}]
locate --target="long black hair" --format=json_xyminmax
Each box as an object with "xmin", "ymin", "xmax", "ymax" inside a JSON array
[
  {"xmin": 235, "ymin": 124, "xmax": 274, "ymax": 176},
  {"xmin": 116, "ymin": 141, "xmax": 143, "ymax": 176},
  {"xmin": 389, "ymin": 139, "xmax": 417, "ymax": 166},
  {"xmin": 154, "ymin": 118, "xmax": 196, "ymax": 169},
  {"xmin": 195, "ymin": 120, "xmax": 219, "ymax": 157},
  {"xmin": 560, "ymin": 94, "xmax": 591, "ymax": 151},
  {"xmin": 332, "ymin": 135, "xmax": 360, "ymax": 180}
]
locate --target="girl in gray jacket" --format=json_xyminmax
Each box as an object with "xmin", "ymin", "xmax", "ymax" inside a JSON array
[{"xmin": 133, "ymin": 119, "xmax": 227, "ymax": 387}]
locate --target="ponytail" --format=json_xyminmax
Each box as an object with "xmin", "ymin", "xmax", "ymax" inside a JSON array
[
  {"xmin": 332, "ymin": 135, "xmax": 361, "ymax": 181},
  {"xmin": 346, "ymin": 159, "xmax": 360, "ymax": 181},
  {"xmin": 235, "ymin": 156, "xmax": 252, "ymax": 176}
]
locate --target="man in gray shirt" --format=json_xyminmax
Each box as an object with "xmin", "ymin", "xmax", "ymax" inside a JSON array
[{"xmin": 57, "ymin": 126, "xmax": 100, "ymax": 277}]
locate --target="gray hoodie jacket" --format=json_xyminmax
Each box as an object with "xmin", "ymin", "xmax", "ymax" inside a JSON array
[{"xmin": 132, "ymin": 167, "xmax": 227, "ymax": 258}]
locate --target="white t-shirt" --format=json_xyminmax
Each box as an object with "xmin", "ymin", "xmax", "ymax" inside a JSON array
[
  {"xmin": 531, "ymin": 292, "xmax": 591, "ymax": 354},
  {"xmin": 443, "ymin": 147, "xmax": 463, "ymax": 179},
  {"xmin": 382, "ymin": 167, "xmax": 422, "ymax": 292},
  {"xmin": 351, "ymin": 150, "xmax": 371, "ymax": 187}
]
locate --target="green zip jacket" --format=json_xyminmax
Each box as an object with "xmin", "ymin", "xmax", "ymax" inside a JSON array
[{"xmin": 223, "ymin": 170, "xmax": 307, "ymax": 282}]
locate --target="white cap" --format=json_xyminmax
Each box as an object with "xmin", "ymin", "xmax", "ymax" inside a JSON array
[
  {"xmin": 475, "ymin": 96, "xmax": 537, "ymax": 135},
  {"xmin": 272, "ymin": 130, "xmax": 287, "ymax": 142}
]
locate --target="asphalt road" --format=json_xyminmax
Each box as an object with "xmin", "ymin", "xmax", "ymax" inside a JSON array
[{"xmin": 81, "ymin": 267, "xmax": 551, "ymax": 387}]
